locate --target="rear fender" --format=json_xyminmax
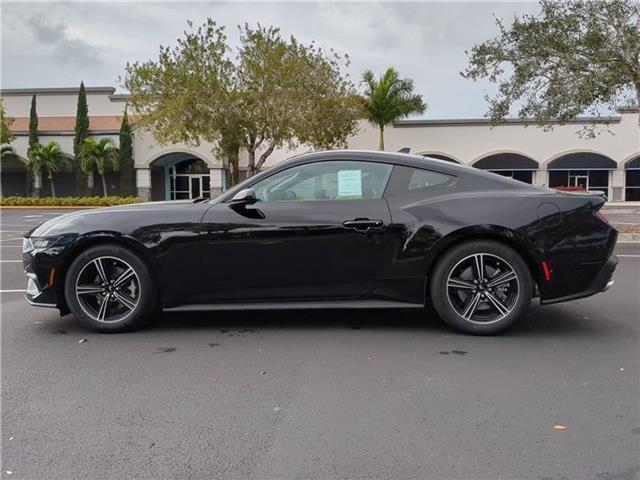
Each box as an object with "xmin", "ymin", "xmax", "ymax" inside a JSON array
[{"xmin": 424, "ymin": 225, "xmax": 543, "ymax": 290}]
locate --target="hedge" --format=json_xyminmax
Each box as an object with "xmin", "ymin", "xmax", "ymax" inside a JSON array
[{"xmin": 0, "ymin": 196, "xmax": 140, "ymax": 207}]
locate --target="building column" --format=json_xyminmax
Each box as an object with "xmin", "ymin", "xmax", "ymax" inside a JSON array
[
  {"xmin": 533, "ymin": 169, "xmax": 547, "ymax": 187},
  {"xmin": 611, "ymin": 169, "xmax": 624, "ymax": 202},
  {"xmin": 209, "ymin": 168, "xmax": 225, "ymax": 197},
  {"xmin": 136, "ymin": 168, "xmax": 151, "ymax": 202}
]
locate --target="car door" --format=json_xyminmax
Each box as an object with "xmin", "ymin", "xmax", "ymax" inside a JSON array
[{"xmin": 199, "ymin": 160, "xmax": 395, "ymax": 301}]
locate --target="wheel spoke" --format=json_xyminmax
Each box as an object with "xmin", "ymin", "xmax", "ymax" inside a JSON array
[
  {"xmin": 487, "ymin": 271, "xmax": 517, "ymax": 288},
  {"xmin": 96, "ymin": 294, "xmax": 111, "ymax": 321},
  {"xmin": 113, "ymin": 267, "xmax": 135, "ymax": 287},
  {"xmin": 447, "ymin": 277, "xmax": 475, "ymax": 290},
  {"xmin": 77, "ymin": 285, "xmax": 105, "ymax": 295},
  {"xmin": 473, "ymin": 254, "xmax": 484, "ymax": 281},
  {"xmin": 485, "ymin": 291, "xmax": 511, "ymax": 317},
  {"xmin": 93, "ymin": 258, "xmax": 108, "ymax": 284},
  {"xmin": 461, "ymin": 293, "xmax": 482, "ymax": 320},
  {"xmin": 112, "ymin": 291, "xmax": 136, "ymax": 311}
]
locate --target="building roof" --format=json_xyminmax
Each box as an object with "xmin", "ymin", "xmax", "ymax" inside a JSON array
[
  {"xmin": 394, "ymin": 116, "xmax": 622, "ymax": 127},
  {"xmin": 0, "ymin": 86, "xmax": 116, "ymax": 96},
  {"xmin": 9, "ymin": 115, "xmax": 122, "ymax": 135}
]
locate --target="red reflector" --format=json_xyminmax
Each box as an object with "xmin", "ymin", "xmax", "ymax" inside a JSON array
[
  {"xmin": 541, "ymin": 261, "xmax": 551, "ymax": 282},
  {"xmin": 595, "ymin": 211, "xmax": 609, "ymax": 224},
  {"xmin": 48, "ymin": 268, "xmax": 56, "ymax": 286}
]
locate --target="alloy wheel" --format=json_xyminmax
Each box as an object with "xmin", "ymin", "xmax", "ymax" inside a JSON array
[
  {"xmin": 445, "ymin": 253, "xmax": 520, "ymax": 325},
  {"xmin": 75, "ymin": 256, "xmax": 141, "ymax": 323}
]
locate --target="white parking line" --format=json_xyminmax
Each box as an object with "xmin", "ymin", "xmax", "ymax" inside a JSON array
[
  {"xmin": 0, "ymin": 260, "xmax": 22, "ymax": 263},
  {"xmin": 618, "ymin": 255, "xmax": 640, "ymax": 258},
  {"xmin": 0, "ymin": 289, "xmax": 25, "ymax": 293}
]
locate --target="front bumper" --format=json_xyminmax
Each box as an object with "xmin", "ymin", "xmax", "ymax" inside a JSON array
[
  {"xmin": 541, "ymin": 255, "xmax": 618, "ymax": 305},
  {"xmin": 23, "ymin": 248, "xmax": 60, "ymax": 308}
]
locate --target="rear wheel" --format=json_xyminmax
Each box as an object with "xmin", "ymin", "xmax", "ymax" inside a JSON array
[
  {"xmin": 64, "ymin": 244, "xmax": 156, "ymax": 332},
  {"xmin": 430, "ymin": 240, "xmax": 532, "ymax": 335}
]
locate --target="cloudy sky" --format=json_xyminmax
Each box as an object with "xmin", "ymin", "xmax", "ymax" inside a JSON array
[{"xmin": 1, "ymin": 1, "xmax": 539, "ymax": 118}]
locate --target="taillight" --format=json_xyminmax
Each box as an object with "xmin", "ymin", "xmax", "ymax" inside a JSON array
[
  {"xmin": 540, "ymin": 261, "xmax": 551, "ymax": 282},
  {"xmin": 594, "ymin": 211, "xmax": 609, "ymax": 224}
]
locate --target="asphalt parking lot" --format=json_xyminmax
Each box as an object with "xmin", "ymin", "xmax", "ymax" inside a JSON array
[{"xmin": 1, "ymin": 208, "xmax": 639, "ymax": 480}]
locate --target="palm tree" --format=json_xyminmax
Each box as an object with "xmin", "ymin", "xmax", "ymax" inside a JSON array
[
  {"xmin": 80, "ymin": 138, "xmax": 119, "ymax": 197},
  {"xmin": 362, "ymin": 68, "xmax": 427, "ymax": 150},
  {"xmin": 28, "ymin": 142, "xmax": 66, "ymax": 198}
]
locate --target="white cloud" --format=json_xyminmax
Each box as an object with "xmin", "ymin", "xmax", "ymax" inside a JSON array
[{"xmin": 1, "ymin": 1, "xmax": 540, "ymax": 118}]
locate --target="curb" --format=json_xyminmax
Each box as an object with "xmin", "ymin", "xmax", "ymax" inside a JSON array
[
  {"xmin": 618, "ymin": 233, "xmax": 640, "ymax": 242},
  {"xmin": 0, "ymin": 206, "xmax": 103, "ymax": 210}
]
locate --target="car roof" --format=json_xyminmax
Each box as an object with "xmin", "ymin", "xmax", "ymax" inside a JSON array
[{"xmin": 283, "ymin": 149, "xmax": 459, "ymax": 171}]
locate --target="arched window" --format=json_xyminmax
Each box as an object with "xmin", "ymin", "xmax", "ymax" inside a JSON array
[
  {"xmin": 547, "ymin": 152, "xmax": 616, "ymax": 197},
  {"xmin": 150, "ymin": 153, "xmax": 211, "ymax": 200},
  {"xmin": 625, "ymin": 156, "xmax": 640, "ymax": 201},
  {"xmin": 473, "ymin": 153, "xmax": 538, "ymax": 184}
]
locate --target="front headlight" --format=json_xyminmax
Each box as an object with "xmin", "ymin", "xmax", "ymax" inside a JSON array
[
  {"xmin": 22, "ymin": 237, "xmax": 34, "ymax": 252},
  {"xmin": 23, "ymin": 236, "xmax": 64, "ymax": 252}
]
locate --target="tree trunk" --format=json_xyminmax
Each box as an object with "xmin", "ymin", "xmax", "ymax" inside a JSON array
[
  {"xmin": 49, "ymin": 173, "xmax": 56, "ymax": 198},
  {"xmin": 232, "ymin": 161, "xmax": 239, "ymax": 186},
  {"xmin": 247, "ymin": 149, "xmax": 256, "ymax": 178},
  {"xmin": 101, "ymin": 174, "xmax": 108, "ymax": 197},
  {"xmin": 378, "ymin": 125, "xmax": 385, "ymax": 151},
  {"xmin": 255, "ymin": 144, "xmax": 276, "ymax": 173}
]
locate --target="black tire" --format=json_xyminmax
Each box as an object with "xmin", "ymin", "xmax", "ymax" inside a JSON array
[
  {"xmin": 430, "ymin": 240, "xmax": 532, "ymax": 335},
  {"xmin": 64, "ymin": 244, "xmax": 156, "ymax": 332}
]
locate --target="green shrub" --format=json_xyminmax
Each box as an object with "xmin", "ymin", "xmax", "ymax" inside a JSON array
[{"xmin": 0, "ymin": 196, "xmax": 140, "ymax": 207}]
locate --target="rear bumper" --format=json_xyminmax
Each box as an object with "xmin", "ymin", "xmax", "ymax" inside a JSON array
[{"xmin": 541, "ymin": 255, "xmax": 618, "ymax": 305}]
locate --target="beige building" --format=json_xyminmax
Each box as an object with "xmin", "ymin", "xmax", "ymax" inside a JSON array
[{"xmin": 2, "ymin": 86, "xmax": 639, "ymax": 201}]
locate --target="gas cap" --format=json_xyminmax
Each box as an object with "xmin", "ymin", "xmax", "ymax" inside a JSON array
[{"xmin": 537, "ymin": 202, "xmax": 562, "ymax": 225}]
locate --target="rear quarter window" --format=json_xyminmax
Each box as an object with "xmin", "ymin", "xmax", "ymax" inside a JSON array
[{"xmin": 384, "ymin": 165, "xmax": 454, "ymax": 197}]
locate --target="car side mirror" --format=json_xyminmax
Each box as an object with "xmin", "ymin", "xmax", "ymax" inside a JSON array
[{"xmin": 229, "ymin": 188, "xmax": 257, "ymax": 206}]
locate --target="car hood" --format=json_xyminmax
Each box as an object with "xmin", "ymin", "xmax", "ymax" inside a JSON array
[{"xmin": 26, "ymin": 199, "xmax": 208, "ymax": 238}]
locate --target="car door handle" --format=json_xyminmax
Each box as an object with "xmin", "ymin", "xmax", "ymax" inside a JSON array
[{"xmin": 343, "ymin": 218, "xmax": 384, "ymax": 230}]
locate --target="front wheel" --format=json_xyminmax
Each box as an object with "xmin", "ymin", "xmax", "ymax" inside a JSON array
[
  {"xmin": 64, "ymin": 244, "xmax": 156, "ymax": 332},
  {"xmin": 430, "ymin": 240, "xmax": 532, "ymax": 335}
]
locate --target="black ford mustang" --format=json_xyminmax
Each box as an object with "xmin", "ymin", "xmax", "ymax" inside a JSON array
[{"xmin": 23, "ymin": 150, "xmax": 618, "ymax": 335}]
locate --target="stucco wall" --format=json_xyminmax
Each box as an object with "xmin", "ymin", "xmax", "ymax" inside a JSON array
[{"xmin": 3, "ymin": 91, "xmax": 124, "ymax": 117}]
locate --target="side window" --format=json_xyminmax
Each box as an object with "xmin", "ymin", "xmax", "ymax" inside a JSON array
[
  {"xmin": 385, "ymin": 165, "xmax": 453, "ymax": 197},
  {"xmin": 252, "ymin": 161, "xmax": 393, "ymax": 202}
]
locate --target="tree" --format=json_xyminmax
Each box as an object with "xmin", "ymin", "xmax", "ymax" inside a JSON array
[
  {"xmin": 25, "ymin": 94, "xmax": 40, "ymax": 196},
  {"xmin": 1, "ymin": 145, "xmax": 16, "ymax": 160},
  {"xmin": 28, "ymin": 142, "xmax": 66, "ymax": 198},
  {"xmin": 124, "ymin": 19, "xmax": 362, "ymax": 177},
  {"xmin": 361, "ymin": 68, "xmax": 427, "ymax": 150},
  {"xmin": 73, "ymin": 82, "xmax": 90, "ymax": 195},
  {"xmin": 118, "ymin": 108, "xmax": 135, "ymax": 194},
  {"xmin": 1, "ymin": 99, "xmax": 14, "ymax": 144},
  {"xmin": 214, "ymin": 122, "xmax": 242, "ymax": 187},
  {"xmin": 80, "ymin": 138, "xmax": 119, "ymax": 197},
  {"xmin": 462, "ymin": 0, "xmax": 640, "ymax": 134},
  {"xmin": 0, "ymin": 145, "xmax": 17, "ymax": 197},
  {"xmin": 28, "ymin": 94, "xmax": 38, "ymax": 151},
  {"xmin": 234, "ymin": 24, "xmax": 362, "ymax": 175}
]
